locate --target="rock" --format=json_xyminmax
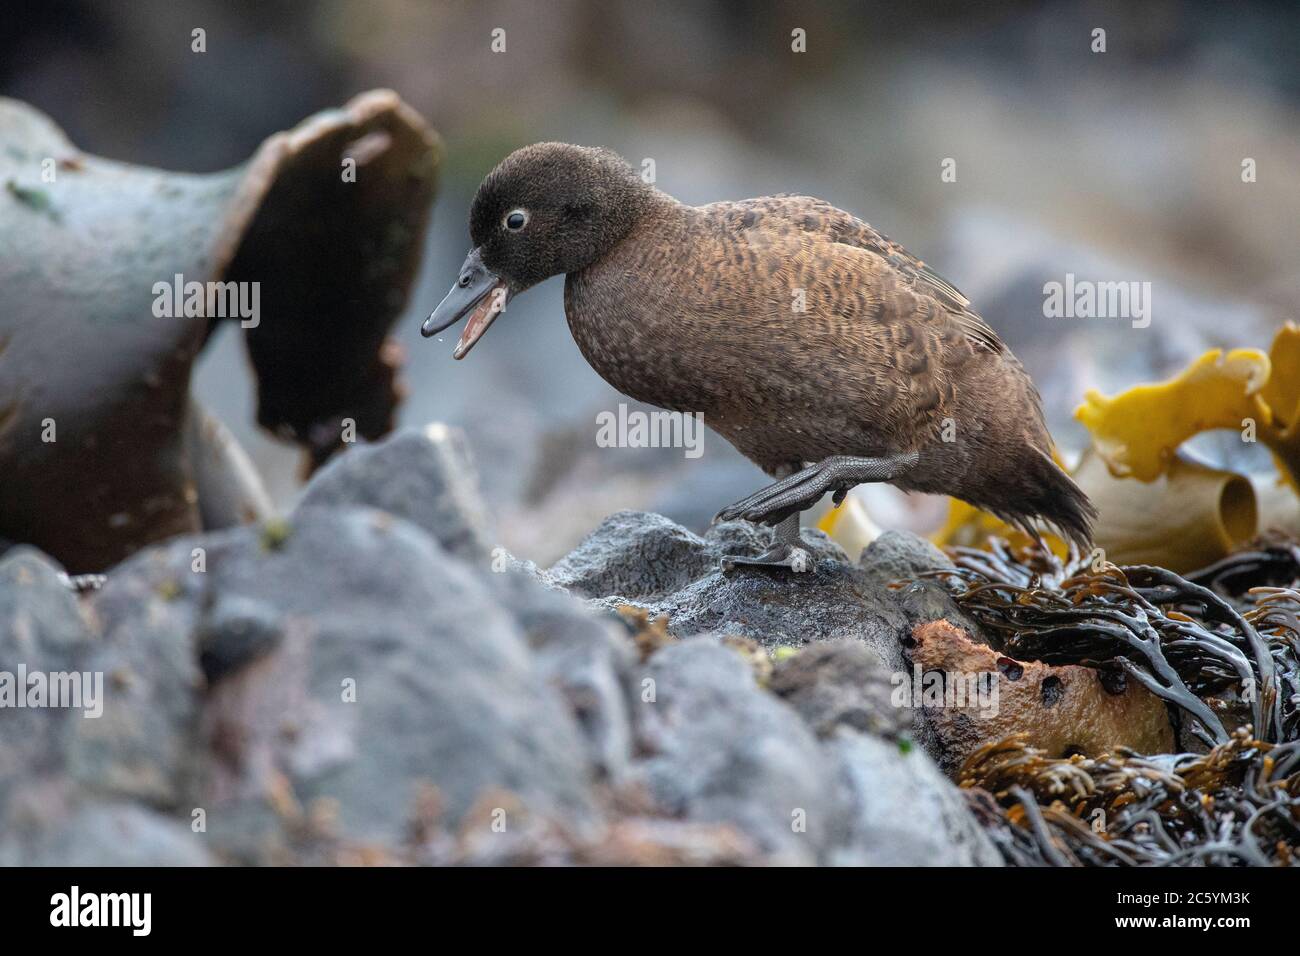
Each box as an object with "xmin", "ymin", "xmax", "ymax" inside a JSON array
[
  {"xmin": 0, "ymin": 795, "xmax": 213, "ymax": 867},
  {"xmin": 297, "ymin": 425, "xmax": 494, "ymax": 562},
  {"xmin": 0, "ymin": 548, "xmax": 97, "ymax": 829},
  {"xmin": 548, "ymin": 512, "xmax": 909, "ymax": 660},
  {"xmin": 0, "ymin": 490, "xmax": 1021, "ymax": 866},
  {"xmin": 542, "ymin": 514, "xmax": 992, "ymax": 766},
  {"xmin": 69, "ymin": 541, "xmax": 209, "ymax": 810},
  {"xmin": 196, "ymin": 593, "xmax": 285, "ymax": 684},
  {"xmin": 0, "ymin": 544, "xmax": 208, "ymax": 863},
  {"xmin": 0, "ymin": 92, "xmax": 441, "ymax": 572},
  {"xmin": 485, "ymin": 566, "xmax": 636, "ymax": 781},
  {"xmin": 828, "ymin": 733, "xmax": 1002, "ymax": 866},
  {"xmin": 769, "ymin": 641, "xmax": 906, "ymax": 741},
  {"xmin": 858, "ymin": 530, "xmax": 987, "ymax": 641},
  {"xmin": 546, "ymin": 510, "xmax": 722, "ymax": 601},
  {"xmin": 629, "ymin": 637, "xmax": 848, "ymax": 864},
  {"xmin": 910, "ymin": 619, "xmax": 1175, "ymax": 772},
  {"xmin": 0, "ymin": 546, "xmax": 94, "ymax": 656},
  {"xmin": 93, "ymin": 507, "xmax": 597, "ymax": 862}
]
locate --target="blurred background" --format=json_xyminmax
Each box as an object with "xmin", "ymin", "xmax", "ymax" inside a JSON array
[{"xmin": 5, "ymin": 0, "xmax": 1299, "ymax": 563}]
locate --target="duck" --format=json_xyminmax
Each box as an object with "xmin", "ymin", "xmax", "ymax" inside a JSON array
[{"xmin": 422, "ymin": 143, "xmax": 1095, "ymax": 570}]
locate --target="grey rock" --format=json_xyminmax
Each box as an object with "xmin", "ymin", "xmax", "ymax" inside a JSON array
[
  {"xmin": 0, "ymin": 548, "xmax": 97, "ymax": 827},
  {"xmin": 858, "ymin": 530, "xmax": 987, "ymax": 643},
  {"xmin": 296, "ymin": 425, "xmax": 494, "ymax": 562},
  {"xmin": 71, "ymin": 540, "xmax": 209, "ymax": 809},
  {"xmin": 0, "ymin": 546, "xmax": 94, "ymax": 656},
  {"xmin": 630, "ymin": 637, "xmax": 847, "ymax": 864},
  {"xmin": 545, "ymin": 514, "xmax": 972, "ymax": 764},
  {"xmin": 486, "ymin": 566, "xmax": 636, "ymax": 781},
  {"xmin": 0, "ymin": 545, "xmax": 206, "ymax": 859},
  {"xmin": 547, "ymin": 510, "xmax": 722, "ymax": 602},
  {"xmin": 0, "ymin": 794, "xmax": 213, "ymax": 866},
  {"xmin": 828, "ymin": 733, "xmax": 1002, "ymax": 866},
  {"xmin": 548, "ymin": 512, "xmax": 909, "ymax": 660},
  {"xmin": 769, "ymin": 640, "xmax": 906, "ymax": 741},
  {"xmin": 98, "ymin": 507, "xmax": 597, "ymax": 862}
]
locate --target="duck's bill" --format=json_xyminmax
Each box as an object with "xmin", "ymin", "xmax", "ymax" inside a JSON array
[{"xmin": 420, "ymin": 248, "xmax": 512, "ymax": 360}]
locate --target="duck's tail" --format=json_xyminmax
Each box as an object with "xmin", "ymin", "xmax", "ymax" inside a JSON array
[{"xmin": 996, "ymin": 448, "xmax": 1097, "ymax": 554}]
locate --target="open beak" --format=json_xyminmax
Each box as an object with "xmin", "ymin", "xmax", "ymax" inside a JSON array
[{"xmin": 421, "ymin": 247, "xmax": 512, "ymax": 359}]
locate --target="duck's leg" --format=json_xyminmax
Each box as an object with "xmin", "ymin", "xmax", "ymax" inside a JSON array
[
  {"xmin": 720, "ymin": 463, "xmax": 808, "ymax": 572},
  {"xmin": 721, "ymin": 512, "xmax": 810, "ymax": 573},
  {"xmin": 716, "ymin": 451, "xmax": 919, "ymax": 527}
]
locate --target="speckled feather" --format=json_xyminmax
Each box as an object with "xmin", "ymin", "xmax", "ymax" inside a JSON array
[{"xmin": 465, "ymin": 144, "xmax": 1096, "ymax": 546}]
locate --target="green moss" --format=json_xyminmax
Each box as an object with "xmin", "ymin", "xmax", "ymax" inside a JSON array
[
  {"xmin": 5, "ymin": 180, "xmax": 60, "ymax": 221},
  {"xmin": 260, "ymin": 517, "xmax": 292, "ymax": 551}
]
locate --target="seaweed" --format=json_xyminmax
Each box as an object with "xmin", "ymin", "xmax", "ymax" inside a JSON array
[
  {"xmin": 960, "ymin": 732, "xmax": 1300, "ymax": 866},
  {"xmin": 932, "ymin": 537, "xmax": 1300, "ymax": 865},
  {"xmin": 929, "ymin": 541, "xmax": 1298, "ymax": 747}
]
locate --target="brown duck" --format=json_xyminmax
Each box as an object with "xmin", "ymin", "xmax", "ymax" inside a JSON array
[{"xmin": 423, "ymin": 143, "xmax": 1095, "ymax": 569}]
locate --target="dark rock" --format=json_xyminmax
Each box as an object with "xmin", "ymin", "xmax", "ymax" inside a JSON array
[
  {"xmin": 196, "ymin": 593, "xmax": 285, "ymax": 684},
  {"xmin": 546, "ymin": 511, "xmax": 722, "ymax": 601},
  {"xmin": 548, "ymin": 512, "xmax": 906, "ymax": 658},
  {"xmin": 858, "ymin": 530, "xmax": 987, "ymax": 641},
  {"xmin": 297, "ymin": 425, "xmax": 494, "ymax": 562}
]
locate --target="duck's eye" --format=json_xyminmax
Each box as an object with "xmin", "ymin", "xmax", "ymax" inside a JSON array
[{"xmin": 504, "ymin": 209, "xmax": 528, "ymax": 232}]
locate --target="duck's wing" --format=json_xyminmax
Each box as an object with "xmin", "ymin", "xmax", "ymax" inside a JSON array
[{"xmin": 727, "ymin": 196, "xmax": 1004, "ymax": 354}]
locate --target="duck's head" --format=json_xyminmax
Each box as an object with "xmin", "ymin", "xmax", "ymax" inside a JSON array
[{"xmin": 422, "ymin": 142, "xmax": 652, "ymax": 358}]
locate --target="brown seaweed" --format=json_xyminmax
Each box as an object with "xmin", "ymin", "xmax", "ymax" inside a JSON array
[
  {"xmin": 929, "ymin": 541, "xmax": 1298, "ymax": 747},
  {"xmin": 960, "ymin": 732, "xmax": 1300, "ymax": 866},
  {"xmin": 933, "ymin": 537, "xmax": 1300, "ymax": 865}
]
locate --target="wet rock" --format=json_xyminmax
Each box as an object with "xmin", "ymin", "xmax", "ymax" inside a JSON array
[
  {"xmin": 297, "ymin": 425, "xmax": 494, "ymax": 562},
  {"xmin": 629, "ymin": 637, "xmax": 847, "ymax": 864},
  {"xmin": 829, "ymin": 733, "xmax": 1002, "ymax": 866}
]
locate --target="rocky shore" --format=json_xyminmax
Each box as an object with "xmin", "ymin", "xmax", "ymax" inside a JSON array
[{"xmin": 0, "ymin": 425, "xmax": 1018, "ymax": 865}]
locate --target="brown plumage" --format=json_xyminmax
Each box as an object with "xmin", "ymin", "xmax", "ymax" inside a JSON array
[{"xmin": 423, "ymin": 143, "xmax": 1095, "ymax": 561}]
